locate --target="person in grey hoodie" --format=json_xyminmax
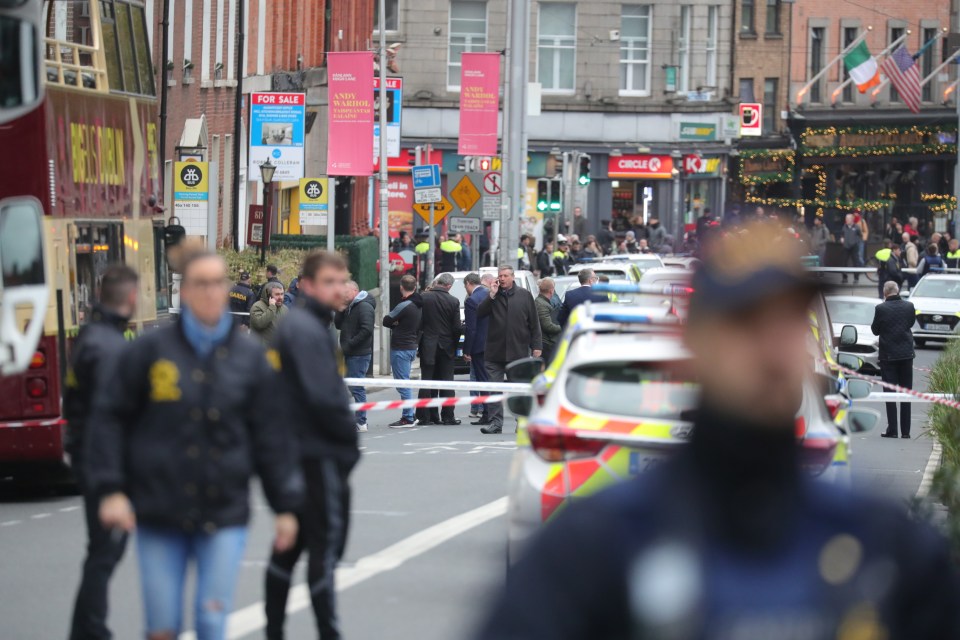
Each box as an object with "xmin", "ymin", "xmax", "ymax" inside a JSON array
[{"xmin": 335, "ymin": 280, "xmax": 376, "ymax": 430}]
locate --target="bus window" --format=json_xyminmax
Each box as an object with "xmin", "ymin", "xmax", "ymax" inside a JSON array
[
  {"xmin": 0, "ymin": 15, "xmax": 39, "ymax": 109},
  {"xmin": 0, "ymin": 199, "xmax": 45, "ymax": 287},
  {"xmin": 153, "ymin": 225, "xmax": 170, "ymax": 312},
  {"xmin": 98, "ymin": 0, "xmax": 154, "ymax": 96},
  {"xmin": 74, "ymin": 223, "xmax": 123, "ymax": 321}
]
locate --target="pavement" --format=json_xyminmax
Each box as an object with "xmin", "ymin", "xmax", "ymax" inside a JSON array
[{"xmin": 0, "ymin": 316, "xmax": 946, "ymax": 640}]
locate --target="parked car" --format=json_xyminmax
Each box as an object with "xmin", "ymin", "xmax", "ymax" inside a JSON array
[
  {"xmin": 906, "ymin": 274, "xmax": 960, "ymax": 347},
  {"xmin": 825, "ymin": 295, "xmax": 881, "ymax": 375}
]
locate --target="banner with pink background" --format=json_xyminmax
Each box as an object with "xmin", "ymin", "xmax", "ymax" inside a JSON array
[
  {"xmin": 458, "ymin": 53, "xmax": 500, "ymax": 156},
  {"xmin": 327, "ymin": 52, "xmax": 375, "ymax": 176}
]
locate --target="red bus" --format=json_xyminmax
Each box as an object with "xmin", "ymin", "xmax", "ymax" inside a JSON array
[{"xmin": 0, "ymin": 0, "xmax": 165, "ymax": 483}]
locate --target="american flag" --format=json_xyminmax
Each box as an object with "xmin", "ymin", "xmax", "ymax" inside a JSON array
[{"xmin": 880, "ymin": 45, "xmax": 922, "ymax": 113}]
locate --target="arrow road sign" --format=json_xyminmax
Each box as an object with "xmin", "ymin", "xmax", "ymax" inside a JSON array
[
  {"xmin": 450, "ymin": 175, "xmax": 482, "ymax": 213},
  {"xmin": 482, "ymin": 171, "xmax": 502, "ymax": 195},
  {"xmin": 412, "ymin": 164, "xmax": 442, "ymax": 190},
  {"xmin": 413, "ymin": 196, "xmax": 454, "ymax": 224}
]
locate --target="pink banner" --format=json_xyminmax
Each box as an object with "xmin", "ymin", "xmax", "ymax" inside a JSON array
[
  {"xmin": 458, "ymin": 53, "xmax": 500, "ymax": 156},
  {"xmin": 327, "ymin": 52, "xmax": 375, "ymax": 176}
]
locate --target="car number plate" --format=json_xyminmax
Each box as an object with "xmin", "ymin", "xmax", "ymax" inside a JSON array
[
  {"xmin": 925, "ymin": 323, "xmax": 952, "ymax": 331},
  {"xmin": 628, "ymin": 451, "xmax": 664, "ymax": 476}
]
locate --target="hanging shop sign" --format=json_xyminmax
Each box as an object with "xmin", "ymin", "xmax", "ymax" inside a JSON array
[{"xmin": 607, "ymin": 155, "xmax": 675, "ymax": 179}]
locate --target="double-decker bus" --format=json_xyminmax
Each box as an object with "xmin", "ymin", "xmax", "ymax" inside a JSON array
[{"xmin": 0, "ymin": 0, "xmax": 165, "ymax": 483}]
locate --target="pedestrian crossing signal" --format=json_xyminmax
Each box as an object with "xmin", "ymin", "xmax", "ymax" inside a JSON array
[
  {"xmin": 537, "ymin": 178, "xmax": 562, "ymax": 212},
  {"xmin": 578, "ymin": 155, "xmax": 591, "ymax": 186}
]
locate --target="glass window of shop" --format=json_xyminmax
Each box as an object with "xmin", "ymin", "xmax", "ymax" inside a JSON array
[{"xmin": 611, "ymin": 181, "xmax": 655, "ymax": 232}]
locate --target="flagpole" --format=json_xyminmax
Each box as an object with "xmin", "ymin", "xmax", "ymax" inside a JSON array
[
  {"xmin": 870, "ymin": 29, "xmax": 952, "ymax": 102},
  {"xmin": 831, "ymin": 31, "xmax": 910, "ymax": 105},
  {"xmin": 795, "ymin": 27, "xmax": 871, "ymax": 107}
]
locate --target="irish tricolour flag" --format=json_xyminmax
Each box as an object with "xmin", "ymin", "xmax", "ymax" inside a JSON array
[{"xmin": 843, "ymin": 41, "xmax": 881, "ymax": 93}]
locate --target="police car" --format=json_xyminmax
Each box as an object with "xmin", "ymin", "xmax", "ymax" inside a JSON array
[
  {"xmin": 504, "ymin": 300, "xmax": 877, "ymax": 562},
  {"xmin": 906, "ymin": 274, "xmax": 960, "ymax": 347}
]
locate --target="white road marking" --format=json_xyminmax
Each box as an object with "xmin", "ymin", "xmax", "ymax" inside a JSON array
[
  {"xmin": 178, "ymin": 496, "xmax": 508, "ymax": 640},
  {"xmin": 30, "ymin": 513, "xmax": 51, "ymax": 519},
  {"xmin": 59, "ymin": 506, "xmax": 80, "ymax": 512},
  {"xmin": 916, "ymin": 441, "xmax": 942, "ymax": 499},
  {"xmin": 1, "ymin": 520, "xmax": 21, "ymax": 527}
]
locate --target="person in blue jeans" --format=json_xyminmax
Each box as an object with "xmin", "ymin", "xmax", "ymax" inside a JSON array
[
  {"xmin": 383, "ymin": 275, "xmax": 423, "ymax": 427},
  {"xmin": 335, "ymin": 280, "xmax": 377, "ymax": 431},
  {"xmin": 86, "ymin": 252, "xmax": 302, "ymax": 640}
]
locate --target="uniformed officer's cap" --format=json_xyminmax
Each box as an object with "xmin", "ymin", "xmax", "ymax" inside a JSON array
[
  {"xmin": 239, "ymin": 271, "xmax": 251, "ymax": 281},
  {"xmin": 690, "ymin": 222, "xmax": 819, "ymax": 319}
]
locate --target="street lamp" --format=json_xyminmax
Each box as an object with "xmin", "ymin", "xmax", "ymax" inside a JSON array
[
  {"xmin": 259, "ymin": 159, "xmax": 276, "ymax": 265},
  {"xmin": 670, "ymin": 150, "xmax": 683, "ymax": 252}
]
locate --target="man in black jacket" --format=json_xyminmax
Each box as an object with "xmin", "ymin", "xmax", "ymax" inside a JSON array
[
  {"xmin": 417, "ymin": 273, "xmax": 463, "ymax": 425},
  {"xmin": 87, "ymin": 252, "xmax": 301, "ymax": 640},
  {"xmin": 557, "ymin": 268, "xmax": 607, "ymax": 326},
  {"xmin": 335, "ymin": 280, "xmax": 376, "ymax": 431},
  {"xmin": 65, "ymin": 264, "xmax": 138, "ymax": 640},
  {"xmin": 228, "ymin": 270, "xmax": 255, "ymax": 326},
  {"xmin": 477, "ymin": 265, "xmax": 542, "ymax": 434},
  {"xmin": 383, "ymin": 275, "xmax": 422, "ymax": 427},
  {"xmin": 872, "ymin": 280, "xmax": 917, "ymax": 438},
  {"xmin": 266, "ymin": 250, "xmax": 360, "ymax": 640}
]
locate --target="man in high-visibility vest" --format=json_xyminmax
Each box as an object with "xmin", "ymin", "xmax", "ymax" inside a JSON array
[
  {"xmin": 439, "ymin": 234, "xmax": 462, "ymax": 273},
  {"xmin": 946, "ymin": 238, "xmax": 960, "ymax": 270},
  {"xmin": 875, "ymin": 241, "xmax": 903, "ymax": 299}
]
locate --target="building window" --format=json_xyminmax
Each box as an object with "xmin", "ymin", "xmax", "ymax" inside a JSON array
[
  {"xmin": 447, "ymin": 1, "xmax": 487, "ymax": 90},
  {"xmin": 619, "ymin": 4, "xmax": 651, "ymax": 95},
  {"xmin": 741, "ymin": 0, "xmax": 754, "ymax": 34},
  {"xmin": 373, "ymin": 0, "xmax": 399, "ymax": 32},
  {"xmin": 537, "ymin": 2, "xmax": 576, "ymax": 93},
  {"xmin": 739, "ymin": 77, "xmax": 754, "ymax": 102},
  {"xmin": 889, "ymin": 27, "xmax": 904, "ymax": 102},
  {"xmin": 765, "ymin": 0, "xmax": 780, "ymax": 35},
  {"xmin": 922, "ymin": 27, "xmax": 937, "ymax": 102},
  {"xmin": 705, "ymin": 5, "xmax": 718, "ymax": 87},
  {"xmin": 809, "ymin": 26, "xmax": 825, "ymax": 103},
  {"xmin": 763, "ymin": 77, "xmax": 777, "ymax": 133},
  {"xmin": 841, "ymin": 26, "xmax": 857, "ymax": 103},
  {"xmin": 678, "ymin": 5, "xmax": 691, "ymax": 92}
]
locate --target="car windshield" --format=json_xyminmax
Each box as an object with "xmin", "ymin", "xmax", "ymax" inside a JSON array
[
  {"xmin": 449, "ymin": 278, "xmax": 467, "ymax": 307},
  {"xmin": 634, "ymin": 257, "xmax": 662, "ymax": 271},
  {"xmin": 912, "ymin": 279, "xmax": 960, "ymax": 300},
  {"xmin": 592, "ymin": 269, "xmax": 630, "ymax": 280},
  {"xmin": 565, "ymin": 361, "xmax": 698, "ymax": 420},
  {"xmin": 826, "ymin": 299, "xmax": 877, "ymax": 326},
  {"xmin": 554, "ymin": 279, "xmax": 579, "ymax": 300}
]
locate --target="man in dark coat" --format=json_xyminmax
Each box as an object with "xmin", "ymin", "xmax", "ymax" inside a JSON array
[
  {"xmin": 464, "ymin": 273, "xmax": 493, "ymax": 425},
  {"xmin": 87, "ymin": 252, "xmax": 302, "ymax": 640},
  {"xmin": 383, "ymin": 275, "xmax": 423, "ymax": 427},
  {"xmin": 558, "ymin": 268, "xmax": 608, "ymax": 326},
  {"xmin": 872, "ymin": 280, "xmax": 917, "ymax": 438},
  {"xmin": 335, "ymin": 280, "xmax": 376, "ymax": 431},
  {"xmin": 536, "ymin": 278, "xmax": 563, "ymax": 364},
  {"xmin": 417, "ymin": 273, "xmax": 463, "ymax": 425},
  {"xmin": 228, "ymin": 270, "xmax": 256, "ymax": 326},
  {"xmin": 65, "ymin": 264, "xmax": 138, "ymax": 640},
  {"xmin": 477, "ymin": 265, "xmax": 542, "ymax": 434}
]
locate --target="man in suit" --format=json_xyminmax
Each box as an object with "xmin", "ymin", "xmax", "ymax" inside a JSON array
[
  {"xmin": 558, "ymin": 268, "xmax": 608, "ymax": 326},
  {"xmin": 464, "ymin": 273, "xmax": 494, "ymax": 425},
  {"xmin": 872, "ymin": 280, "xmax": 917, "ymax": 438},
  {"xmin": 416, "ymin": 273, "xmax": 463, "ymax": 425}
]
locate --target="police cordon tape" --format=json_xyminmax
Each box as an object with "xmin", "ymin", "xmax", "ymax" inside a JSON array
[
  {"xmin": 825, "ymin": 359, "xmax": 960, "ymax": 410},
  {"xmin": 342, "ymin": 378, "xmax": 531, "ymax": 394},
  {"xmin": 349, "ymin": 395, "xmax": 504, "ymax": 413}
]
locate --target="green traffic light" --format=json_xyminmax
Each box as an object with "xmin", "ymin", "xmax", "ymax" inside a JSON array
[
  {"xmin": 549, "ymin": 202, "xmax": 561, "ymax": 211},
  {"xmin": 537, "ymin": 201, "xmax": 548, "ymax": 212},
  {"xmin": 578, "ymin": 176, "xmax": 590, "ymax": 186}
]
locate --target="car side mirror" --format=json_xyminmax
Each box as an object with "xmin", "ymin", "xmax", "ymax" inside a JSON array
[
  {"xmin": 846, "ymin": 379, "xmax": 872, "ymax": 400},
  {"xmin": 846, "ymin": 407, "xmax": 880, "ymax": 433},
  {"xmin": 837, "ymin": 353, "xmax": 864, "ymax": 372},
  {"xmin": 839, "ymin": 325, "xmax": 858, "ymax": 346},
  {"xmin": 506, "ymin": 396, "xmax": 534, "ymax": 417},
  {"xmin": 506, "ymin": 356, "xmax": 544, "ymax": 383}
]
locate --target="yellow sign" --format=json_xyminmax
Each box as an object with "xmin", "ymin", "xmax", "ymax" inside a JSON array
[
  {"xmin": 298, "ymin": 178, "xmax": 329, "ymax": 226},
  {"xmin": 413, "ymin": 196, "xmax": 454, "ymax": 224},
  {"xmin": 173, "ymin": 161, "xmax": 209, "ymax": 197},
  {"xmin": 450, "ymin": 175, "xmax": 481, "ymax": 214}
]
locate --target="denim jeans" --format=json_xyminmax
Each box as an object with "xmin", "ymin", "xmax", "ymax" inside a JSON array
[
  {"xmin": 346, "ymin": 355, "xmax": 372, "ymax": 424},
  {"xmin": 390, "ymin": 349, "xmax": 417, "ymax": 420},
  {"xmin": 136, "ymin": 525, "xmax": 248, "ymax": 640}
]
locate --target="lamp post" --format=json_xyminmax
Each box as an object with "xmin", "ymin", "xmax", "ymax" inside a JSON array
[
  {"xmin": 671, "ymin": 150, "xmax": 683, "ymax": 252},
  {"xmin": 259, "ymin": 159, "xmax": 276, "ymax": 265}
]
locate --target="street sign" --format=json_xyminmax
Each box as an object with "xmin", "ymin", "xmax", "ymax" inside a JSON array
[
  {"xmin": 298, "ymin": 178, "xmax": 329, "ymax": 226},
  {"xmin": 482, "ymin": 171, "xmax": 502, "ymax": 195},
  {"xmin": 173, "ymin": 160, "xmax": 210, "ymax": 234},
  {"xmin": 249, "ymin": 92, "xmax": 306, "ymax": 181},
  {"xmin": 373, "ymin": 77, "xmax": 403, "ymax": 158},
  {"xmin": 739, "ymin": 102, "xmax": 762, "ymax": 137},
  {"xmin": 414, "ymin": 187, "xmax": 442, "ymax": 204},
  {"xmin": 413, "ymin": 196, "xmax": 453, "ymax": 224},
  {"xmin": 412, "ymin": 164, "xmax": 441, "ymax": 190},
  {"xmin": 449, "ymin": 216, "xmax": 481, "ymax": 233},
  {"xmin": 450, "ymin": 175, "xmax": 482, "ymax": 213},
  {"xmin": 482, "ymin": 195, "xmax": 501, "ymax": 221}
]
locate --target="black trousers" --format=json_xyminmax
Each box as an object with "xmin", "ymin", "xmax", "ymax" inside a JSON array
[
  {"xmin": 416, "ymin": 351, "xmax": 455, "ymax": 423},
  {"xmin": 880, "ymin": 358, "xmax": 913, "ymax": 436},
  {"xmin": 843, "ymin": 246, "xmax": 862, "ymax": 281},
  {"xmin": 69, "ymin": 463, "xmax": 127, "ymax": 640},
  {"xmin": 470, "ymin": 352, "xmax": 490, "ymax": 419},
  {"xmin": 265, "ymin": 457, "xmax": 353, "ymax": 640}
]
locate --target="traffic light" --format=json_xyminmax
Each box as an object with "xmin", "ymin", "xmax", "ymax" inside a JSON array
[
  {"xmin": 478, "ymin": 157, "xmax": 491, "ymax": 171},
  {"xmin": 537, "ymin": 178, "xmax": 563, "ymax": 212},
  {"xmin": 549, "ymin": 180, "xmax": 562, "ymax": 211},
  {"xmin": 578, "ymin": 154, "xmax": 592, "ymax": 186}
]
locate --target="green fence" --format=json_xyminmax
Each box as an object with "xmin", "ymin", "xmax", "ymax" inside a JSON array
[{"xmin": 269, "ymin": 235, "xmax": 379, "ymax": 291}]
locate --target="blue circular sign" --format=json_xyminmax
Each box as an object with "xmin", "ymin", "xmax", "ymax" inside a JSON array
[{"xmin": 272, "ymin": 148, "xmax": 281, "ymax": 159}]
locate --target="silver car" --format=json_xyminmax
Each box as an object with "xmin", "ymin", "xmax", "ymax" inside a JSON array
[
  {"xmin": 825, "ymin": 295, "xmax": 880, "ymax": 375},
  {"xmin": 906, "ymin": 274, "xmax": 960, "ymax": 347}
]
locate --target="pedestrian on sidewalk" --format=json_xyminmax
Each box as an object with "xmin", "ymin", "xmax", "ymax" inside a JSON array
[
  {"xmin": 477, "ymin": 265, "xmax": 542, "ymax": 434},
  {"xmin": 383, "ymin": 275, "xmax": 423, "ymax": 428},
  {"xmin": 416, "ymin": 273, "xmax": 463, "ymax": 425},
  {"xmin": 875, "ymin": 241, "xmax": 904, "ymax": 299},
  {"xmin": 87, "ymin": 252, "xmax": 302, "ymax": 640},
  {"xmin": 336, "ymin": 280, "xmax": 376, "ymax": 432},
  {"xmin": 536, "ymin": 278, "xmax": 562, "ymax": 365},
  {"xmin": 840, "ymin": 213, "xmax": 863, "ymax": 284},
  {"xmin": 266, "ymin": 250, "xmax": 360, "ymax": 640},
  {"xmin": 872, "ymin": 280, "xmax": 916, "ymax": 439},
  {"xmin": 464, "ymin": 272, "xmax": 493, "ymax": 425},
  {"xmin": 250, "ymin": 281, "xmax": 287, "ymax": 344},
  {"xmin": 65, "ymin": 264, "xmax": 138, "ymax": 640}
]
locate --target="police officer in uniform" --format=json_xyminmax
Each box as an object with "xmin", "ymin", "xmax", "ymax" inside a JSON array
[
  {"xmin": 476, "ymin": 223, "xmax": 960, "ymax": 640},
  {"xmin": 228, "ymin": 270, "xmax": 256, "ymax": 326},
  {"xmin": 439, "ymin": 234, "xmax": 463, "ymax": 273},
  {"xmin": 66, "ymin": 264, "xmax": 138, "ymax": 640},
  {"xmin": 946, "ymin": 237, "xmax": 960, "ymax": 270},
  {"xmin": 87, "ymin": 252, "xmax": 302, "ymax": 640}
]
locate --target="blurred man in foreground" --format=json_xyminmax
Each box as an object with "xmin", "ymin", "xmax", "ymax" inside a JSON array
[{"xmin": 476, "ymin": 224, "xmax": 960, "ymax": 640}]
